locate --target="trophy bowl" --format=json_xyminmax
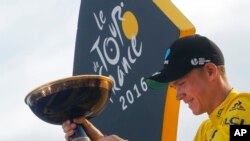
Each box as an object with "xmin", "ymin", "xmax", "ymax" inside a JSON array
[{"xmin": 25, "ymin": 75, "xmax": 113, "ymax": 140}]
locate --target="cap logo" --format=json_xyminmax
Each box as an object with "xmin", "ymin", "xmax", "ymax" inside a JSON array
[
  {"xmin": 164, "ymin": 48, "xmax": 171, "ymax": 65},
  {"xmin": 191, "ymin": 58, "xmax": 211, "ymax": 66},
  {"xmin": 191, "ymin": 58, "xmax": 198, "ymax": 65}
]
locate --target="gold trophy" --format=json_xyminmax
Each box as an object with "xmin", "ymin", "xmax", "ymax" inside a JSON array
[{"xmin": 25, "ymin": 75, "xmax": 113, "ymax": 141}]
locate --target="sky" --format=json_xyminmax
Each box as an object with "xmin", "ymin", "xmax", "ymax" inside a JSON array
[{"xmin": 0, "ymin": 0, "xmax": 250, "ymax": 141}]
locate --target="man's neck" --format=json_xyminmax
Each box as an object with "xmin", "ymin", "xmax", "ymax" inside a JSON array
[{"xmin": 207, "ymin": 79, "xmax": 232, "ymax": 115}]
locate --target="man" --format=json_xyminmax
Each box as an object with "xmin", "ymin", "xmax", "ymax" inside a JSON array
[{"xmin": 63, "ymin": 34, "xmax": 250, "ymax": 141}]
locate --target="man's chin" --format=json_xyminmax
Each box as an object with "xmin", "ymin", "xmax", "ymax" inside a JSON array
[{"xmin": 191, "ymin": 110, "xmax": 204, "ymax": 115}]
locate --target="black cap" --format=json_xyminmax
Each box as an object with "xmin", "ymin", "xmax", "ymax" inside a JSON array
[{"xmin": 146, "ymin": 34, "xmax": 224, "ymax": 89}]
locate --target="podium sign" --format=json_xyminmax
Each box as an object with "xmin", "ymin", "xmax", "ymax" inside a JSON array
[{"xmin": 73, "ymin": 0, "xmax": 195, "ymax": 140}]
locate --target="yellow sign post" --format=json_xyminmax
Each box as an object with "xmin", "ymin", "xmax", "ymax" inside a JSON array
[{"xmin": 153, "ymin": 1, "xmax": 195, "ymax": 140}]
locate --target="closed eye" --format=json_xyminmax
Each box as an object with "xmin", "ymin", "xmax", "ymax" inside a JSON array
[
  {"xmin": 178, "ymin": 81, "xmax": 185, "ymax": 86},
  {"xmin": 169, "ymin": 80, "xmax": 185, "ymax": 89}
]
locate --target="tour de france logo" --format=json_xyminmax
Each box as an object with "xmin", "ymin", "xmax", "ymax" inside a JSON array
[
  {"xmin": 74, "ymin": 0, "xmax": 184, "ymax": 112},
  {"xmin": 88, "ymin": 1, "xmax": 147, "ymax": 108}
]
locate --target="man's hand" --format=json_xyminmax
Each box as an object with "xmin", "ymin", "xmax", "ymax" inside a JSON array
[{"xmin": 62, "ymin": 117, "xmax": 127, "ymax": 141}]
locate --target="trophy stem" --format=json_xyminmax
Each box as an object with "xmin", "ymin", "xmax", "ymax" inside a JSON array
[{"xmin": 70, "ymin": 125, "xmax": 90, "ymax": 141}]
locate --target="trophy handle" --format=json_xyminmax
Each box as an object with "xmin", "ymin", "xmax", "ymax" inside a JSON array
[{"xmin": 70, "ymin": 125, "xmax": 90, "ymax": 141}]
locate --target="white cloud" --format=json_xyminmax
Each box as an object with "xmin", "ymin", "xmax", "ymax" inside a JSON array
[{"xmin": 0, "ymin": 0, "xmax": 80, "ymax": 140}]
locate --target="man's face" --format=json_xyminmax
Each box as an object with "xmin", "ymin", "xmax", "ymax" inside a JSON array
[{"xmin": 170, "ymin": 67, "xmax": 211, "ymax": 115}]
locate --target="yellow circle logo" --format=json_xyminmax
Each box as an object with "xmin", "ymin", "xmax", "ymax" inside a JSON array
[{"xmin": 122, "ymin": 11, "xmax": 139, "ymax": 40}]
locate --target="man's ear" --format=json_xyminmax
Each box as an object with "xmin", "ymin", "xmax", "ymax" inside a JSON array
[{"xmin": 204, "ymin": 63, "xmax": 218, "ymax": 79}]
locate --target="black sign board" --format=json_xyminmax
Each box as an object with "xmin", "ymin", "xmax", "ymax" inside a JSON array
[{"xmin": 73, "ymin": 0, "xmax": 195, "ymax": 140}]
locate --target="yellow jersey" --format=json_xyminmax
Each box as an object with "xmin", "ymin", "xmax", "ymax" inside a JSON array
[{"xmin": 193, "ymin": 89, "xmax": 250, "ymax": 141}]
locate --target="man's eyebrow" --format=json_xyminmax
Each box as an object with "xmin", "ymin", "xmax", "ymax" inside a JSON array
[{"xmin": 169, "ymin": 80, "xmax": 178, "ymax": 87}]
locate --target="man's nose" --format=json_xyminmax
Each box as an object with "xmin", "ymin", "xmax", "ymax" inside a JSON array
[{"xmin": 176, "ymin": 90, "xmax": 185, "ymax": 101}]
